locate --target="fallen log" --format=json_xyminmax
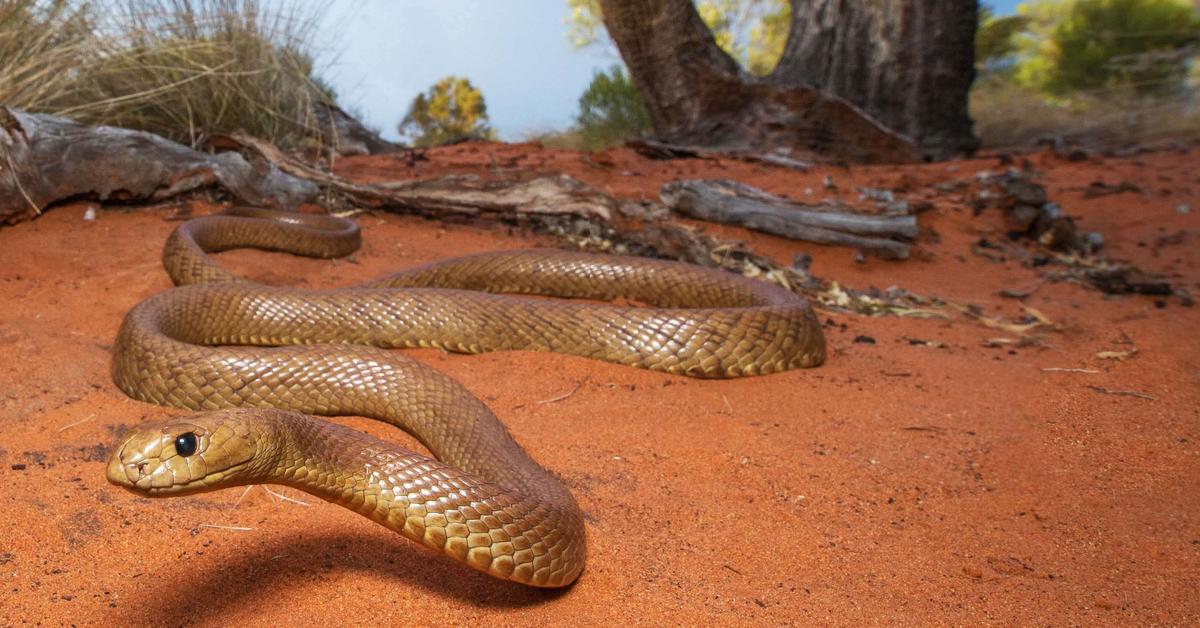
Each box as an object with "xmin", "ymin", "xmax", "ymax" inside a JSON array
[
  {"xmin": 661, "ymin": 179, "xmax": 916, "ymax": 260},
  {"xmin": 0, "ymin": 108, "xmax": 316, "ymax": 224}
]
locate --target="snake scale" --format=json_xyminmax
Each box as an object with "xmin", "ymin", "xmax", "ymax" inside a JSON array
[{"xmin": 105, "ymin": 207, "xmax": 826, "ymax": 587}]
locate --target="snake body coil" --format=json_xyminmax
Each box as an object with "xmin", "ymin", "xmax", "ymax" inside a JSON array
[{"xmin": 106, "ymin": 208, "xmax": 825, "ymax": 587}]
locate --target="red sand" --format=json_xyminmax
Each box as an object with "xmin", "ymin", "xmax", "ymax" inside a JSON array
[{"xmin": 0, "ymin": 144, "xmax": 1197, "ymax": 625}]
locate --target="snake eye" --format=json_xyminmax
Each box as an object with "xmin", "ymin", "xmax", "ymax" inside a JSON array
[{"xmin": 174, "ymin": 432, "xmax": 198, "ymax": 457}]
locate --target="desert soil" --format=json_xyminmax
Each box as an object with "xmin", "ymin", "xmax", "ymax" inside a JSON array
[{"xmin": 0, "ymin": 143, "xmax": 1197, "ymax": 626}]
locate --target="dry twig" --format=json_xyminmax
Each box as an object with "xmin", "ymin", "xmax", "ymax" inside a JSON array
[{"xmin": 1086, "ymin": 385, "xmax": 1156, "ymax": 401}]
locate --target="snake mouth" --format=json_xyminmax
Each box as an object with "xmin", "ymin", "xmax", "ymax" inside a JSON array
[
  {"xmin": 137, "ymin": 460, "xmax": 253, "ymax": 495},
  {"xmin": 107, "ymin": 451, "xmax": 252, "ymax": 496}
]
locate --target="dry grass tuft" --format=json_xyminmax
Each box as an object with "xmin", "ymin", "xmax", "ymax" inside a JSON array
[
  {"xmin": 971, "ymin": 79, "xmax": 1200, "ymax": 150},
  {"xmin": 0, "ymin": 1, "xmax": 93, "ymax": 110},
  {"xmin": 1, "ymin": 0, "xmax": 335, "ymax": 150}
]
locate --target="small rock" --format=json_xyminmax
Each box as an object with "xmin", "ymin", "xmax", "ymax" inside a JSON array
[
  {"xmin": 883, "ymin": 200, "xmax": 909, "ymax": 215},
  {"xmin": 853, "ymin": 335, "xmax": 876, "ymax": 344},
  {"xmin": 858, "ymin": 187, "xmax": 894, "ymax": 203},
  {"xmin": 1177, "ymin": 203, "xmax": 1191, "ymax": 214}
]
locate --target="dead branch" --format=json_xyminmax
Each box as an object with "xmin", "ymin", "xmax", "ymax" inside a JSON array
[
  {"xmin": 226, "ymin": 132, "xmax": 618, "ymax": 221},
  {"xmin": 1086, "ymin": 385, "xmax": 1156, "ymax": 401},
  {"xmin": 0, "ymin": 108, "xmax": 316, "ymax": 224},
  {"xmin": 627, "ymin": 139, "xmax": 813, "ymax": 171},
  {"xmin": 661, "ymin": 179, "xmax": 916, "ymax": 260}
]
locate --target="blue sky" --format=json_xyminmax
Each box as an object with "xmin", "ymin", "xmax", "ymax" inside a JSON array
[
  {"xmin": 322, "ymin": 2, "xmax": 1022, "ymax": 141},
  {"xmin": 989, "ymin": 0, "xmax": 1023, "ymax": 14},
  {"xmin": 321, "ymin": 1, "xmax": 614, "ymax": 141}
]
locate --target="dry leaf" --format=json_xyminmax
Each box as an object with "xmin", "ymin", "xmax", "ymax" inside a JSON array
[{"xmin": 1096, "ymin": 348, "xmax": 1137, "ymax": 361}]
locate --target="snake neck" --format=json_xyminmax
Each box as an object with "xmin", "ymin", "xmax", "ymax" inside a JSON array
[{"xmin": 257, "ymin": 410, "xmax": 586, "ymax": 587}]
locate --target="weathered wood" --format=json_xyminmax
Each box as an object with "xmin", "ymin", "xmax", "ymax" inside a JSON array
[
  {"xmin": 626, "ymin": 139, "xmax": 812, "ymax": 170},
  {"xmin": 0, "ymin": 108, "xmax": 316, "ymax": 224},
  {"xmin": 661, "ymin": 179, "xmax": 916, "ymax": 260},
  {"xmin": 227, "ymin": 133, "xmax": 618, "ymax": 221}
]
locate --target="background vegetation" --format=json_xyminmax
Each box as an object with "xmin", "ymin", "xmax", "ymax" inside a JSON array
[
  {"xmin": 972, "ymin": 0, "xmax": 1200, "ymax": 148},
  {"xmin": 397, "ymin": 76, "xmax": 495, "ymax": 147},
  {"xmin": 562, "ymin": 0, "xmax": 1200, "ymax": 151},
  {"xmin": 0, "ymin": 0, "xmax": 336, "ymax": 151},
  {"xmin": 3, "ymin": 0, "xmax": 1198, "ymax": 154}
]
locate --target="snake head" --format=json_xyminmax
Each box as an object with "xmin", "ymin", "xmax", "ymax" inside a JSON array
[{"xmin": 106, "ymin": 413, "xmax": 259, "ymax": 495}]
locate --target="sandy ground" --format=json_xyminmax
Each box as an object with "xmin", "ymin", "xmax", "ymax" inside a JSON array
[{"xmin": 0, "ymin": 143, "xmax": 1197, "ymax": 626}]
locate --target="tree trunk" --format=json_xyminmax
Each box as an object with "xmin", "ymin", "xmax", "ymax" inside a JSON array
[
  {"xmin": 772, "ymin": 0, "xmax": 979, "ymax": 160},
  {"xmin": 598, "ymin": 0, "xmax": 978, "ymax": 163}
]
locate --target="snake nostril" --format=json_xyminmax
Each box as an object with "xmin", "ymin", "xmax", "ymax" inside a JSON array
[{"xmin": 129, "ymin": 461, "xmax": 149, "ymax": 478}]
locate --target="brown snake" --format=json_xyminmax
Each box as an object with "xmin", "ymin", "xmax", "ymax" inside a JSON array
[{"xmin": 105, "ymin": 207, "xmax": 826, "ymax": 587}]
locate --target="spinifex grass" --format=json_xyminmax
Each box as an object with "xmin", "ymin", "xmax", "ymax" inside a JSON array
[{"xmin": 2, "ymin": 0, "xmax": 336, "ymax": 151}]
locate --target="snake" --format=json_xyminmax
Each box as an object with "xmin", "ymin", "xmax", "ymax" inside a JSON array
[{"xmin": 105, "ymin": 207, "xmax": 826, "ymax": 588}]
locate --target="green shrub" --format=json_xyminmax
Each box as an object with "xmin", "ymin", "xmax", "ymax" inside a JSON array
[
  {"xmin": 575, "ymin": 65, "xmax": 651, "ymax": 150},
  {"xmin": 397, "ymin": 76, "xmax": 495, "ymax": 147},
  {"xmin": 1016, "ymin": 0, "xmax": 1200, "ymax": 96}
]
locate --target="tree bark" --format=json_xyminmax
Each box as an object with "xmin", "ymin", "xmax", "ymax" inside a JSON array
[
  {"xmin": 598, "ymin": 0, "xmax": 978, "ymax": 163},
  {"xmin": 771, "ymin": 0, "xmax": 980, "ymax": 160}
]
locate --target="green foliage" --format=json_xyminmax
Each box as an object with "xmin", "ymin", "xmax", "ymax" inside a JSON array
[
  {"xmin": 745, "ymin": 1, "xmax": 790, "ymax": 76},
  {"xmin": 1015, "ymin": 0, "xmax": 1200, "ymax": 96},
  {"xmin": 971, "ymin": 0, "xmax": 1200, "ymax": 148},
  {"xmin": 574, "ymin": 65, "xmax": 651, "ymax": 150},
  {"xmin": 397, "ymin": 76, "xmax": 496, "ymax": 147},
  {"xmin": 565, "ymin": 0, "xmax": 604, "ymax": 49},
  {"xmin": 564, "ymin": 0, "xmax": 790, "ymax": 76},
  {"xmin": 976, "ymin": 4, "xmax": 1031, "ymax": 72}
]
